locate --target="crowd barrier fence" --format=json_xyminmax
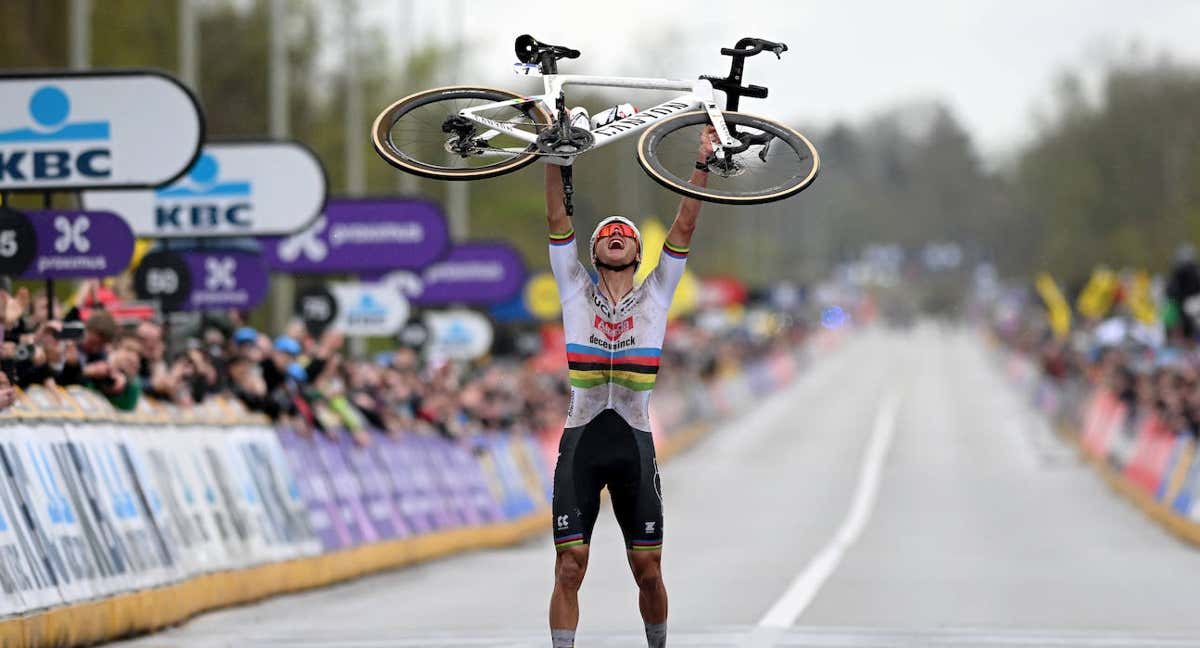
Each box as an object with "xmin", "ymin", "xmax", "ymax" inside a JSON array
[
  {"xmin": 0, "ymin": 345, "xmax": 810, "ymax": 647},
  {"xmin": 1003, "ymin": 351, "xmax": 1200, "ymax": 546}
]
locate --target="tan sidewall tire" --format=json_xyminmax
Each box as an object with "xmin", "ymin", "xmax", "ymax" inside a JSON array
[
  {"xmin": 372, "ymin": 86, "xmax": 553, "ymax": 181},
  {"xmin": 635, "ymin": 110, "xmax": 820, "ymax": 205}
]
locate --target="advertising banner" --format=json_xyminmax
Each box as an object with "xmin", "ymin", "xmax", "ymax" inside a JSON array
[
  {"xmin": 275, "ymin": 428, "xmax": 352, "ymax": 552},
  {"xmin": 22, "ymin": 210, "xmax": 135, "ymax": 279},
  {"xmin": 423, "ymin": 310, "xmax": 494, "ymax": 362},
  {"xmin": 180, "ymin": 249, "xmax": 269, "ymax": 312},
  {"xmin": 264, "ymin": 198, "xmax": 450, "ymax": 272},
  {"xmin": 410, "ymin": 242, "xmax": 525, "ymax": 306},
  {"xmin": 0, "ymin": 207, "xmax": 37, "ymax": 276},
  {"xmin": 0, "ymin": 72, "xmax": 203, "ymax": 190},
  {"xmin": 338, "ymin": 434, "xmax": 409, "ymax": 540},
  {"xmin": 83, "ymin": 142, "xmax": 326, "ymax": 238},
  {"xmin": 311, "ymin": 432, "xmax": 378, "ymax": 546},
  {"xmin": 369, "ymin": 436, "xmax": 431, "ymax": 535},
  {"xmin": 6, "ymin": 424, "xmax": 104, "ymax": 603},
  {"xmin": 330, "ymin": 281, "xmax": 410, "ymax": 338}
]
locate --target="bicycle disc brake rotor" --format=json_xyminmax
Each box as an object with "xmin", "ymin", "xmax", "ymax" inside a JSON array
[
  {"xmin": 440, "ymin": 115, "xmax": 488, "ymax": 157},
  {"xmin": 536, "ymin": 127, "xmax": 594, "ymax": 156}
]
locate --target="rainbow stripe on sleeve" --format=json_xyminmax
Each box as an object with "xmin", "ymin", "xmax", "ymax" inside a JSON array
[
  {"xmin": 566, "ymin": 343, "xmax": 661, "ymax": 392},
  {"xmin": 662, "ymin": 241, "xmax": 689, "ymax": 259},
  {"xmin": 549, "ymin": 228, "xmax": 575, "ymax": 246}
]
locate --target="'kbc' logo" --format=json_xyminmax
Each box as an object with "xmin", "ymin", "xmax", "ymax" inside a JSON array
[
  {"xmin": 154, "ymin": 153, "xmax": 252, "ymax": 231},
  {"xmin": 0, "ymin": 85, "xmax": 111, "ymax": 181}
]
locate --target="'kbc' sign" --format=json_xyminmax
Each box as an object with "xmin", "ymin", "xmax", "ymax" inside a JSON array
[
  {"xmin": 83, "ymin": 141, "xmax": 327, "ymax": 238},
  {"xmin": 0, "ymin": 71, "xmax": 203, "ymax": 190}
]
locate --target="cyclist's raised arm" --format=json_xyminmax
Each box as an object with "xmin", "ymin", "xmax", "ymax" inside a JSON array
[
  {"xmin": 545, "ymin": 164, "xmax": 588, "ymax": 301},
  {"xmin": 664, "ymin": 126, "xmax": 716, "ymax": 253},
  {"xmin": 546, "ymin": 164, "xmax": 573, "ymax": 236}
]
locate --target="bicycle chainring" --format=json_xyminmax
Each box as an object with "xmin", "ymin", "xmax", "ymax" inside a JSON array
[{"xmin": 536, "ymin": 127, "xmax": 594, "ymax": 156}]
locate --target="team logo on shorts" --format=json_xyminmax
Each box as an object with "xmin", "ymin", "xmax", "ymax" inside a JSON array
[
  {"xmin": 644, "ymin": 521, "xmax": 656, "ymax": 534},
  {"xmin": 556, "ymin": 514, "xmax": 569, "ymax": 529},
  {"xmin": 594, "ymin": 315, "xmax": 634, "ymax": 341}
]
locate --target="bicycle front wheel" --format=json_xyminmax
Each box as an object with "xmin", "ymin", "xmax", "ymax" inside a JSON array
[
  {"xmin": 636, "ymin": 111, "xmax": 819, "ymax": 204},
  {"xmin": 372, "ymin": 86, "xmax": 554, "ymax": 181}
]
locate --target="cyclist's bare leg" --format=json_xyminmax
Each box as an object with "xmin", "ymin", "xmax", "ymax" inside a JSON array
[
  {"xmin": 550, "ymin": 544, "xmax": 590, "ymax": 633},
  {"xmin": 628, "ymin": 548, "xmax": 667, "ymax": 635}
]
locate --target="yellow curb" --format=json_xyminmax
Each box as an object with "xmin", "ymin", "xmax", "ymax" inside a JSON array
[
  {"xmin": 0, "ymin": 509, "xmax": 550, "ymax": 648},
  {"xmin": 1065, "ymin": 425, "xmax": 1200, "ymax": 548}
]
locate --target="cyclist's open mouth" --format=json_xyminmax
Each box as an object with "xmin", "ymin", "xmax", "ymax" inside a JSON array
[{"xmin": 608, "ymin": 239, "xmax": 625, "ymax": 251}]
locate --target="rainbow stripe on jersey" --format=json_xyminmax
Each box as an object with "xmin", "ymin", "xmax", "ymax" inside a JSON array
[
  {"xmin": 566, "ymin": 343, "xmax": 660, "ymax": 392},
  {"xmin": 549, "ymin": 228, "xmax": 575, "ymax": 246}
]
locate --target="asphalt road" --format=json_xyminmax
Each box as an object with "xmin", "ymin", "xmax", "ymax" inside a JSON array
[{"xmin": 117, "ymin": 325, "xmax": 1200, "ymax": 647}]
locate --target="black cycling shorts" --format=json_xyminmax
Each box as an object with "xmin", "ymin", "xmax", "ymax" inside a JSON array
[{"xmin": 551, "ymin": 408, "xmax": 663, "ymax": 552}]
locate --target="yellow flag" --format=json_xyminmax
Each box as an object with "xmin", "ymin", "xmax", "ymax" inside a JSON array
[
  {"xmin": 1035, "ymin": 272, "xmax": 1072, "ymax": 339},
  {"xmin": 524, "ymin": 272, "xmax": 561, "ymax": 320},
  {"xmin": 633, "ymin": 217, "xmax": 697, "ymax": 319},
  {"xmin": 1076, "ymin": 267, "xmax": 1118, "ymax": 319},
  {"xmin": 1126, "ymin": 271, "xmax": 1158, "ymax": 325}
]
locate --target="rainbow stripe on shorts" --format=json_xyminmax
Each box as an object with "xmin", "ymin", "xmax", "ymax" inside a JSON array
[
  {"xmin": 554, "ymin": 533, "xmax": 585, "ymax": 550},
  {"xmin": 630, "ymin": 539, "xmax": 663, "ymax": 552}
]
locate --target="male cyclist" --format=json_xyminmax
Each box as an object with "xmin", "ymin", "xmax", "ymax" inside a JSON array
[{"xmin": 546, "ymin": 127, "xmax": 714, "ymax": 648}]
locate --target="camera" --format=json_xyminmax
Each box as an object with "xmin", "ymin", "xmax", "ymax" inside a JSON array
[
  {"xmin": 58, "ymin": 322, "xmax": 85, "ymax": 341},
  {"xmin": 13, "ymin": 344, "xmax": 35, "ymax": 363}
]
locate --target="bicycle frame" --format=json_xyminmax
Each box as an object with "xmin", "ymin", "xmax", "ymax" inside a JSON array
[{"xmin": 456, "ymin": 73, "xmax": 739, "ymax": 164}]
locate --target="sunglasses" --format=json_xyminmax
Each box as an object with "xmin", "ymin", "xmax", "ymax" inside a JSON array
[{"xmin": 597, "ymin": 222, "xmax": 638, "ymax": 239}]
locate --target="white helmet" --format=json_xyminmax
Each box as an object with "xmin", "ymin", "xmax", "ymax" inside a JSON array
[{"xmin": 590, "ymin": 215, "xmax": 642, "ymax": 271}]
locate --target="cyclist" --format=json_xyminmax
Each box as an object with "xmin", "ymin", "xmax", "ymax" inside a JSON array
[{"xmin": 546, "ymin": 127, "xmax": 715, "ymax": 648}]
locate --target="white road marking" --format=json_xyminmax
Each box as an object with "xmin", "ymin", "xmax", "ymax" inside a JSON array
[{"xmin": 756, "ymin": 390, "xmax": 902, "ymax": 629}]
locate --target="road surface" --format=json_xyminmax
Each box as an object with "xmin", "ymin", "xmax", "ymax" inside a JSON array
[{"xmin": 117, "ymin": 325, "xmax": 1200, "ymax": 647}]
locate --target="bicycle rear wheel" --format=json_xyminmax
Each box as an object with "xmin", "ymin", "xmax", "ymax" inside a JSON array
[
  {"xmin": 636, "ymin": 111, "xmax": 819, "ymax": 204},
  {"xmin": 372, "ymin": 86, "xmax": 554, "ymax": 181}
]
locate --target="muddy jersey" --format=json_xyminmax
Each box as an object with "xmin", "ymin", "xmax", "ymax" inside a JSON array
[{"xmin": 548, "ymin": 228, "xmax": 689, "ymax": 430}]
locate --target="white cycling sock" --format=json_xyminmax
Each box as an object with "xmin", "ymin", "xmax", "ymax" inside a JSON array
[
  {"xmin": 551, "ymin": 628, "xmax": 575, "ymax": 648},
  {"xmin": 645, "ymin": 621, "xmax": 667, "ymax": 648}
]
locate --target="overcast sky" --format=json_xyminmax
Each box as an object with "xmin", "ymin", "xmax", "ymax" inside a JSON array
[{"xmin": 358, "ymin": 0, "xmax": 1200, "ymax": 157}]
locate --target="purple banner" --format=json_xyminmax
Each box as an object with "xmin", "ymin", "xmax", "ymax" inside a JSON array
[
  {"xmin": 412, "ymin": 243, "xmax": 526, "ymax": 306},
  {"xmin": 263, "ymin": 198, "xmax": 450, "ymax": 273},
  {"xmin": 22, "ymin": 210, "xmax": 135, "ymax": 278},
  {"xmin": 338, "ymin": 434, "xmax": 410, "ymax": 540},
  {"xmin": 371, "ymin": 436, "xmax": 434, "ymax": 535},
  {"xmin": 181, "ymin": 249, "xmax": 269, "ymax": 311},
  {"xmin": 276, "ymin": 428, "xmax": 351, "ymax": 551},
  {"xmin": 311, "ymin": 432, "xmax": 377, "ymax": 546}
]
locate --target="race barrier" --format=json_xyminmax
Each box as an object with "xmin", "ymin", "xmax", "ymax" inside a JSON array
[
  {"xmin": 1005, "ymin": 351, "xmax": 1200, "ymax": 547},
  {"xmin": 0, "ymin": 347, "xmax": 810, "ymax": 647}
]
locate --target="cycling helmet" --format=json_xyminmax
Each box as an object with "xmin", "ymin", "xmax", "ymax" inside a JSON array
[{"xmin": 590, "ymin": 215, "xmax": 642, "ymax": 272}]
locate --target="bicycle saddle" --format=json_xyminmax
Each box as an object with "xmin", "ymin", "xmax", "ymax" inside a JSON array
[{"xmin": 515, "ymin": 34, "xmax": 580, "ymax": 64}]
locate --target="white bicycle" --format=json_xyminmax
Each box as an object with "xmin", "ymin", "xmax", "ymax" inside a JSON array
[{"xmin": 371, "ymin": 35, "xmax": 819, "ymax": 206}]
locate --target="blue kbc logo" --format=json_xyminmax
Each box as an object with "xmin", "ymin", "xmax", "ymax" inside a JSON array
[
  {"xmin": 154, "ymin": 152, "xmax": 253, "ymax": 230},
  {"xmin": 0, "ymin": 85, "xmax": 112, "ymax": 181}
]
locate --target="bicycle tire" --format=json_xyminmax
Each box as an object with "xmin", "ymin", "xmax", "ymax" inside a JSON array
[
  {"xmin": 372, "ymin": 86, "xmax": 553, "ymax": 181},
  {"xmin": 636, "ymin": 111, "xmax": 819, "ymax": 205}
]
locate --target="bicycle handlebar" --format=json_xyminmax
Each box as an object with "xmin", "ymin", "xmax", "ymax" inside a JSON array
[{"xmin": 720, "ymin": 38, "xmax": 788, "ymax": 59}]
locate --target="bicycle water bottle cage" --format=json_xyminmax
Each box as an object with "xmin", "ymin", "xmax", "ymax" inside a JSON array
[
  {"xmin": 515, "ymin": 34, "xmax": 581, "ymax": 74},
  {"xmin": 703, "ymin": 37, "xmax": 787, "ymax": 112}
]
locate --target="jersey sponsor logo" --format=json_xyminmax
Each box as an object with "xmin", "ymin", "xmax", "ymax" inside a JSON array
[
  {"xmin": 587, "ymin": 334, "xmax": 637, "ymax": 351},
  {"xmin": 594, "ymin": 315, "xmax": 634, "ymax": 341}
]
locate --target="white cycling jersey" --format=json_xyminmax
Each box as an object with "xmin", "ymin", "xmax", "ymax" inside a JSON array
[{"xmin": 548, "ymin": 227, "xmax": 689, "ymax": 430}]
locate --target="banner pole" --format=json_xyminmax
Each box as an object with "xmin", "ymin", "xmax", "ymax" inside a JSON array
[{"xmin": 43, "ymin": 191, "xmax": 54, "ymax": 320}]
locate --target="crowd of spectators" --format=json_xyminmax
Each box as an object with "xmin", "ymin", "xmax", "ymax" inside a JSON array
[
  {"xmin": 993, "ymin": 248, "xmax": 1200, "ymax": 439},
  {"xmin": 0, "ymin": 280, "xmax": 807, "ymax": 444}
]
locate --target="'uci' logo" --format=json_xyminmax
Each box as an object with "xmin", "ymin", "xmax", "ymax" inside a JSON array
[
  {"xmin": 0, "ymin": 85, "xmax": 112, "ymax": 181},
  {"xmin": 154, "ymin": 152, "xmax": 253, "ymax": 231}
]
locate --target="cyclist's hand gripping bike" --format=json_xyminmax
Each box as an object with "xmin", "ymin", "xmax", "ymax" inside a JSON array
[{"xmin": 372, "ymin": 35, "xmax": 819, "ymax": 211}]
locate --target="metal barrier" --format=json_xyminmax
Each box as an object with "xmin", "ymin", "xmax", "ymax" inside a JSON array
[{"xmin": 0, "ymin": 349, "xmax": 807, "ymax": 646}]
